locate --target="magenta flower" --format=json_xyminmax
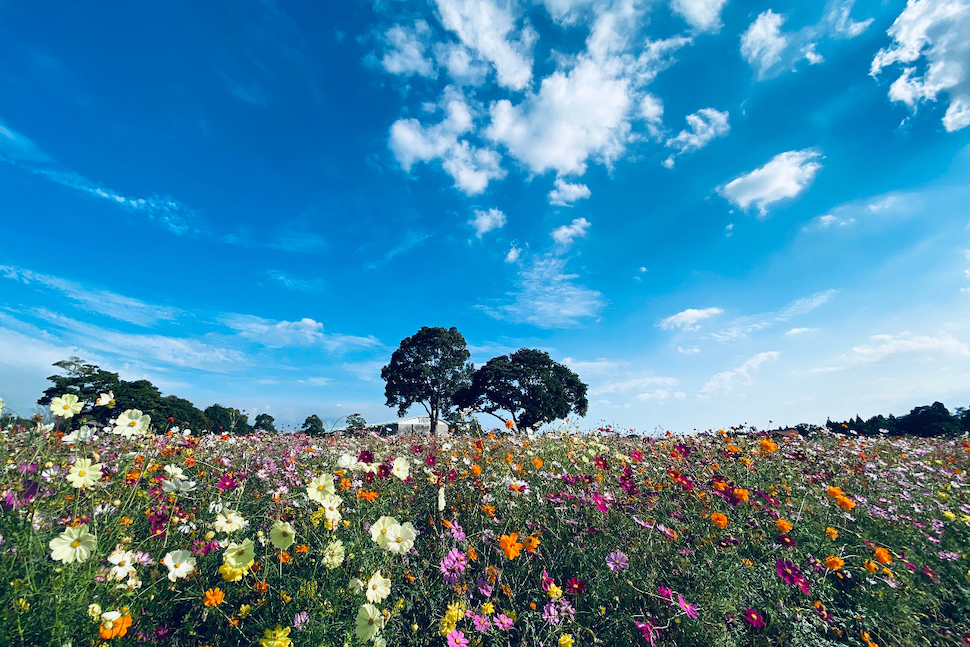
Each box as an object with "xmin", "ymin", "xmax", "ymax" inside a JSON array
[
  {"xmin": 565, "ymin": 577, "xmax": 586, "ymax": 596},
  {"xmin": 606, "ymin": 550, "xmax": 629, "ymax": 572},
  {"xmin": 743, "ymin": 608, "xmax": 766, "ymax": 630},
  {"xmin": 216, "ymin": 474, "xmax": 237, "ymax": 491},
  {"xmin": 494, "ymin": 614, "xmax": 514, "ymax": 631},
  {"xmin": 677, "ymin": 594, "xmax": 698, "ymax": 619},
  {"xmin": 658, "ymin": 586, "xmax": 674, "ymax": 604},
  {"xmin": 472, "ymin": 614, "xmax": 491, "ymax": 632},
  {"xmin": 775, "ymin": 559, "xmax": 801, "ymax": 586},
  {"xmin": 446, "ymin": 630, "xmax": 469, "ymax": 647},
  {"xmin": 635, "ymin": 620, "xmax": 658, "ymax": 646},
  {"xmin": 450, "ymin": 522, "xmax": 466, "ymax": 542}
]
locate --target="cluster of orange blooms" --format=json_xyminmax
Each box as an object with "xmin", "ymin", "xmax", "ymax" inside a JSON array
[{"xmin": 826, "ymin": 485, "xmax": 856, "ymax": 511}]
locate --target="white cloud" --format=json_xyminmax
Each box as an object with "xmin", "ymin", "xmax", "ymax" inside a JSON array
[
  {"xmin": 659, "ymin": 307, "xmax": 723, "ymax": 331},
  {"xmin": 741, "ymin": 10, "xmax": 789, "ymax": 77},
  {"xmin": 827, "ymin": 0, "xmax": 874, "ymax": 38},
  {"xmin": 663, "ymin": 107, "xmax": 730, "ymax": 167},
  {"xmin": 0, "ymin": 265, "xmax": 181, "ymax": 326},
  {"xmin": 0, "ymin": 120, "xmax": 198, "ymax": 235},
  {"xmin": 365, "ymin": 231, "xmax": 432, "ymax": 270},
  {"xmin": 670, "ymin": 0, "xmax": 730, "ymax": 32},
  {"xmin": 637, "ymin": 388, "xmax": 687, "ymax": 400},
  {"xmin": 222, "ymin": 314, "xmax": 380, "ymax": 351},
  {"xmin": 551, "ymin": 217, "xmax": 591, "ymax": 248},
  {"xmin": 389, "ymin": 87, "xmax": 506, "ymax": 194},
  {"xmin": 802, "ymin": 42, "xmax": 824, "ymax": 64},
  {"xmin": 851, "ymin": 331, "xmax": 970, "ymax": 363},
  {"xmin": 381, "ymin": 21, "xmax": 436, "ymax": 78},
  {"xmin": 539, "ymin": 0, "xmax": 600, "ymax": 24},
  {"xmin": 548, "ymin": 178, "xmax": 592, "ymax": 206},
  {"xmin": 712, "ymin": 289, "xmax": 835, "ymax": 341},
  {"xmin": 718, "ymin": 149, "xmax": 824, "ymax": 216},
  {"xmin": 640, "ymin": 93, "xmax": 665, "ymax": 138},
  {"xmin": 469, "ymin": 207, "xmax": 507, "ymax": 237},
  {"xmin": 505, "ymin": 244, "xmax": 522, "ymax": 263},
  {"xmin": 806, "ymin": 213, "xmax": 855, "ymax": 230},
  {"xmin": 434, "ymin": 0, "xmax": 536, "ymax": 90},
  {"xmin": 477, "ymin": 255, "xmax": 603, "ymax": 328},
  {"xmin": 433, "ymin": 42, "xmax": 490, "ymax": 85},
  {"xmin": 870, "ymin": 0, "xmax": 970, "ymax": 132},
  {"xmin": 677, "ymin": 345, "xmax": 701, "ymax": 354},
  {"xmin": 785, "ymin": 327, "xmax": 817, "ymax": 335},
  {"xmin": 700, "ymin": 351, "xmax": 780, "ymax": 395},
  {"xmin": 265, "ymin": 270, "xmax": 326, "ymax": 292},
  {"xmin": 590, "ymin": 375, "xmax": 678, "ymax": 396}
]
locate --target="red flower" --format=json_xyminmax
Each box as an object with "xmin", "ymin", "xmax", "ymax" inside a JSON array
[{"xmin": 565, "ymin": 577, "xmax": 586, "ymax": 595}]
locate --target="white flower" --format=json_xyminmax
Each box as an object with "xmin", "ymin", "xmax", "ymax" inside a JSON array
[
  {"xmin": 161, "ymin": 549, "xmax": 196, "ymax": 581},
  {"xmin": 49, "ymin": 524, "xmax": 97, "ymax": 563},
  {"xmin": 391, "ymin": 456, "xmax": 410, "ymax": 480},
  {"xmin": 370, "ymin": 516, "xmax": 398, "ymax": 549},
  {"xmin": 438, "ymin": 486, "xmax": 446, "ymax": 512},
  {"xmin": 163, "ymin": 464, "xmax": 186, "ymax": 480},
  {"xmin": 100, "ymin": 610, "xmax": 122, "ymax": 628},
  {"xmin": 0, "ymin": 397, "xmax": 4, "ymax": 415},
  {"xmin": 270, "ymin": 520, "xmax": 296, "ymax": 550},
  {"xmin": 107, "ymin": 545, "xmax": 136, "ymax": 581},
  {"xmin": 385, "ymin": 522, "xmax": 416, "ymax": 554},
  {"xmin": 323, "ymin": 539, "xmax": 345, "ymax": 569},
  {"xmin": 214, "ymin": 510, "xmax": 247, "ymax": 533},
  {"xmin": 50, "ymin": 393, "xmax": 84, "ymax": 419},
  {"xmin": 355, "ymin": 604, "xmax": 383, "ymax": 641},
  {"xmin": 321, "ymin": 494, "xmax": 343, "ymax": 524},
  {"xmin": 337, "ymin": 454, "xmax": 356, "ymax": 470},
  {"xmin": 66, "ymin": 458, "xmax": 103, "ymax": 489},
  {"xmin": 223, "ymin": 538, "xmax": 255, "ymax": 570},
  {"xmin": 95, "ymin": 391, "xmax": 114, "ymax": 407},
  {"xmin": 365, "ymin": 570, "xmax": 391, "ymax": 603},
  {"xmin": 307, "ymin": 474, "xmax": 335, "ymax": 502},
  {"xmin": 113, "ymin": 409, "xmax": 150, "ymax": 437},
  {"xmin": 162, "ymin": 478, "xmax": 197, "ymax": 494},
  {"xmin": 62, "ymin": 426, "xmax": 96, "ymax": 443}
]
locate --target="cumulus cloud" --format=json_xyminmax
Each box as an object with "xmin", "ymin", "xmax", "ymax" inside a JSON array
[
  {"xmin": 505, "ymin": 244, "xmax": 522, "ymax": 263},
  {"xmin": 548, "ymin": 178, "xmax": 592, "ymax": 206},
  {"xmin": 477, "ymin": 255, "xmax": 603, "ymax": 328},
  {"xmin": 718, "ymin": 149, "xmax": 824, "ymax": 216},
  {"xmin": 851, "ymin": 331, "xmax": 969, "ymax": 363},
  {"xmin": 551, "ymin": 217, "xmax": 591, "ymax": 248},
  {"xmin": 700, "ymin": 351, "xmax": 780, "ymax": 395},
  {"xmin": 434, "ymin": 42, "xmax": 490, "ymax": 85},
  {"xmin": 670, "ymin": 0, "xmax": 730, "ymax": 32},
  {"xmin": 469, "ymin": 207, "xmax": 507, "ymax": 237},
  {"xmin": 389, "ymin": 86, "xmax": 506, "ymax": 194},
  {"xmin": 663, "ymin": 108, "xmax": 730, "ymax": 167},
  {"xmin": 741, "ymin": 10, "xmax": 789, "ymax": 77},
  {"xmin": 659, "ymin": 307, "xmax": 723, "ymax": 331},
  {"xmin": 870, "ymin": 0, "xmax": 970, "ymax": 132},
  {"xmin": 434, "ymin": 0, "xmax": 537, "ymax": 90},
  {"xmin": 827, "ymin": 0, "xmax": 874, "ymax": 38},
  {"xmin": 380, "ymin": 21, "xmax": 436, "ymax": 78}
]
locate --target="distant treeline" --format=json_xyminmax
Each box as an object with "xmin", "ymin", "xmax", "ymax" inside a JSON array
[{"xmin": 767, "ymin": 401, "xmax": 969, "ymax": 439}]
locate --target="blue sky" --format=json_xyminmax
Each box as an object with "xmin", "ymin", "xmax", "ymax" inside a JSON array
[{"xmin": 2, "ymin": 0, "xmax": 969, "ymax": 432}]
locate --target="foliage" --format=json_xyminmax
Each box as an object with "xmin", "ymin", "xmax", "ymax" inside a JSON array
[
  {"xmin": 346, "ymin": 413, "xmax": 367, "ymax": 433},
  {"xmin": 254, "ymin": 413, "xmax": 277, "ymax": 433},
  {"xmin": 455, "ymin": 348, "xmax": 588, "ymax": 431},
  {"xmin": 381, "ymin": 326, "xmax": 473, "ymax": 436},
  {"xmin": 825, "ymin": 401, "xmax": 968, "ymax": 438},
  {"xmin": 204, "ymin": 404, "xmax": 253, "ymax": 435},
  {"xmin": 301, "ymin": 414, "xmax": 325, "ymax": 436}
]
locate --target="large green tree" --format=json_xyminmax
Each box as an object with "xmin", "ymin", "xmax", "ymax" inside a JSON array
[
  {"xmin": 254, "ymin": 413, "xmax": 277, "ymax": 433},
  {"xmin": 381, "ymin": 326, "xmax": 473, "ymax": 436},
  {"xmin": 301, "ymin": 414, "xmax": 325, "ymax": 436},
  {"xmin": 455, "ymin": 348, "xmax": 588, "ymax": 431},
  {"xmin": 204, "ymin": 404, "xmax": 252, "ymax": 435}
]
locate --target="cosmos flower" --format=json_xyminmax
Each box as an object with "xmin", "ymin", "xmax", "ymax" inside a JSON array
[
  {"xmin": 49, "ymin": 524, "xmax": 97, "ymax": 564},
  {"xmin": 744, "ymin": 608, "xmax": 766, "ymax": 629},
  {"xmin": 606, "ymin": 550, "xmax": 629, "ymax": 572},
  {"xmin": 51, "ymin": 394, "xmax": 84, "ymax": 419}
]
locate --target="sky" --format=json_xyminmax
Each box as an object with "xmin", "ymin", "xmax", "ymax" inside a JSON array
[{"xmin": 1, "ymin": 0, "xmax": 969, "ymax": 433}]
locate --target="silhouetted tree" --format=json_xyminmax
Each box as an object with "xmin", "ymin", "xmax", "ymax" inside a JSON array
[
  {"xmin": 301, "ymin": 414, "xmax": 325, "ymax": 436},
  {"xmin": 254, "ymin": 413, "xmax": 277, "ymax": 433}
]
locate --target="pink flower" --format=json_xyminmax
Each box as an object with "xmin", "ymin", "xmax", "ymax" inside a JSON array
[
  {"xmin": 677, "ymin": 594, "xmax": 698, "ymax": 619},
  {"xmin": 494, "ymin": 614, "xmax": 514, "ymax": 631},
  {"xmin": 744, "ymin": 608, "xmax": 766, "ymax": 630},
  {"xmin": 446, "ymin": 630, "xmax": 469, "ymax": 647},
  {"xmin": 635, "ymin": 620, "xmax": 658, "ymax": 646}
]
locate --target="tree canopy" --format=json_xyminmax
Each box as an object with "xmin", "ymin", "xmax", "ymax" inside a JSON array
[
  {"xmin": 455, "ymin": 348, "xmax": 588, "ymax": 431},
  {"xmin": 381, "ymin": 326, "xmax": 473, "ymax": 436},
  {"xmin": 301, "ymin": 414, "xmax": 325, "ymax": 436}
]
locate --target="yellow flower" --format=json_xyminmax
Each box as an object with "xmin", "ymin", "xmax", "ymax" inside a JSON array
[
  {"xmin": 943, "ymin": 511, "xmax": 956, "ymax": 521},
  {"xmin": 559, "ymin": 634, "xmax": 574, "ymax": 647},
  {"xmin": 259, "ymin": 624, "xmax": 292, "ymax": 647},
  {"xmin": 548, "ymin": 583, "xmax": 563, "ymax": 599},
  {"xmin": 481, "ymin": 601, "xmax": 495, "ymax": 615},
  {"xmin": 825, "ymin": 527, "xmax": 839, "ymax": 540},
  {"xmin": 219, "ymin": 562, "xmax": 247, "ymax": 582}
]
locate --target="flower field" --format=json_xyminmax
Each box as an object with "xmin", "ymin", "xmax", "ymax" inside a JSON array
[{"xmin": 2, "ymin": 400, "xmax": 970, "ymax": 646}]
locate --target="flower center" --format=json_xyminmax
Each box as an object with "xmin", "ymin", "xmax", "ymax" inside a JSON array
[
  {"xmin": 129, "ymin": 420, "xmax": 137, "ymax": 427},
  {"xmin": 380, "ymin": 528, "xmax": 387, "ymax": 535},
  {"xmin": 174, "ymin": 562, "xmax": 181, "ymax": 568},
  {"xmin": 62, "ymin": 404, "xmax": 71, "ymax": 410},
  {"xmin": 78, "ymin": 470, "xmax": 87, "ymax": 477},
  {"xmin": 71, "ymin": 540, "xmax": 82, "ymax": 548}
]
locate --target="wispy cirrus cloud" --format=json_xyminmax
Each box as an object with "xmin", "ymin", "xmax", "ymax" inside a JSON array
[
  {"xmin": 711, "ymin": 289, "xmax": 835, "ymax": 341},
  {"xmin": 0, "ymin": 119, "xmax": 199, "ymax": 235},
  {"xmin": 700, "ymin": 351, "xmax": 780, "ymax": 396},
  {"xmin": 365, "ymin": 231, "xmax": 433, "ymax": 270},
  {"xmin": 659, "ymin": 307, "xmax": 723, "ymax": 331}
]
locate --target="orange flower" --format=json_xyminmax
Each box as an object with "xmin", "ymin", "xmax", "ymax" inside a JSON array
[
  {"xmin": 759, "ymin": 438, "xmax": 778, "ymax": 455},
  {"xmin": 278, "ymin": 551, "xmax": 291, "ymax": 564},
  {"xmin": 775, "ymin": 519, "xmax": 793, "ymax": 533},
  {"xmin": 357, "ymin": 489, "xmax": 379, "ymax": 501},
  {"xmin": 203, "ymin": 588, "xmax": 225, "ymax": 607},
  {"xmin": 471, "ymin": 464, "xmax": 482, "ymax": 476},
  {"xmin": 467, "ymin": 546, "xmax": 478, "ymax": 561},
  {"xmin": 523, "ymin": 535, "xmax": 540, "ymax": 553},
  {"xmin": 505, "ymin": 420, "xmax": 515, "ymax": 430},
  {"xmin": 119, "ymin": 516, "xmax": 134, "ymax": 527},
  {"xmin": 825, "ymin": 527, "xmax": 839, "ymax": 540},
  {"xmin": 864, "ymin": 560, "xmax": 878, "ymax": 573},
  {"xmin": 836, "ymin": 496, "xmax": 855, "ymax": 511},
  {"xmin": 827, "ymin": 486, "xmax": 844, "ymax": 499},
  {"xmin": 482, "ymin": 504, "xmax": 495, "ymax": 517},
  {"xmin": 254, "ymin": 580, "xmax": 269, "ymax": 594},
  {"xmin": 873, "ymin": 547, "xmax": 892, "ymax": 565},
  {"xmin": 710, "ymin": 513, "xmax": 728, "ymax": 529},
  {"xmin": 99, "ymin": 613, "xmax": 133, "ymax": 639},
  {"xmin": 733, "ymin": 488, "xmax": 749, "ymax": 502},
  {"xmin": 185, "ymin": 457, "xmax": 196, "ymax": 467},
  {"xmin": 339, "ymin": 478, "xmax": 352, "ymax": 491},
  {"xmin": 498, "ymin": 533, "xmax": 523, "ymax": 560},
  {"xmin": 532, "ymin": 457, "xmax": 544, "ymax": 469},
  {"xmin": 504, "ymin": 453, "xmax": 514, "ymax": 464},
  {"xmin": 295, "ymin": 544, "xmax": 309, "ymax": 554},
  {"xmin": 824, "ymin": 555, "xmax": 844, "ymax": 570}
]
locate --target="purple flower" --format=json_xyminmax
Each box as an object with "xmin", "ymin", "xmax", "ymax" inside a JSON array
[
  {"xmin": 743, "ymin": 608, "xmax": 766, "ymax": 630},
  {"xmin": 658, "ymin": 586, "xmax": 674, "ymax": 604},
  {"xmin": 542, "ymin": 602, "xmax": 560, "ymax": 625},
  {"xmin": 940, "ymin": 551, "xmax": 960, "ymax": 561},
  {"xmin": 477, "ymin": 577, "xmax": 493, "ymax": 597},
  {"xmin": 635, "ymin": 620, "xmax": 658, "ymax": 646},
  {"xmin": 216, "ymin": 474, "xmax": 237, "ymax": 492},
  {"xmin": 606, "ymin": 550, "xmax": 629, "ymax": 572},
  {"xmin": 293, "ymin": 611, "xmax": 309, "ymax": 631},
  {"xmin": 494, "ymin": 614, "xmax": 514, "ymax": 631},
  {"xmin": 450, "ymin": 522, "xmax": 466, "ymax": 542}
]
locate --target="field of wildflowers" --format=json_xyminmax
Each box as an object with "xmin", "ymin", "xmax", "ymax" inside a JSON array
[{"xmin": 1, "ymin": 395, "xmax": 969, "ymax": 647}]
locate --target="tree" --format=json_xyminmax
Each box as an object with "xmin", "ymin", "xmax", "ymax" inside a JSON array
[
  {"xmin": 897, "ymin": 402, "xmax": 960, "ymax": 437},
  {"xmin": 204, "ymin": 404, "xmax": 253, "ymax": 435},
  {"xmin": 155, "ymin": 396, "xmax": 210, "ymax": 433},
  {"xmin": 301, "ymin": 414, "xmax": 325, "ymax": 436},
  {"xmin": 346, "ymin": 413, "xmax": 366, "ymax": 433},
  {"xmin": 254, "ymin": 413, "xmax": 277, "ymax": 433},
  {"xmin": 381, "ymin": 326, "xmax": 473, "ymax": 437},
  {"xmin": 38, "ymin": 357, "xmax": 123, "ymax": 424},
  {"xmin": 454, "ymin": 348, "xmax": 588, "ymax": 431}
]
